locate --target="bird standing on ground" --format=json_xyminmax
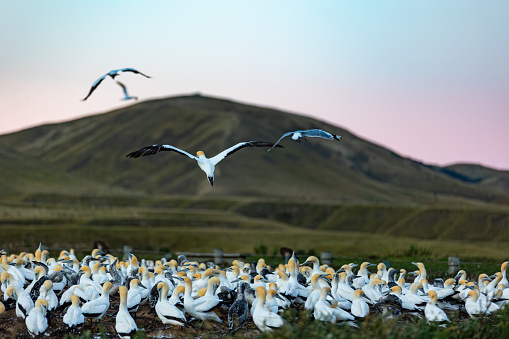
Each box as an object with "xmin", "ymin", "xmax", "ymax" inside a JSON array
[
  {"xmin": 267, "ymin": 128, "xmax": 341, "ymax": 152},
  {"xmin": 116, "ymin": 286, "xmax": 138, "ymax": 339},
  {"xmin": 127, "ymin": 141, "xmax": 282, "ymax": 186},
  {"xmin": 82, "ymin": 68, "xmax": 150, "ymax": 101}
]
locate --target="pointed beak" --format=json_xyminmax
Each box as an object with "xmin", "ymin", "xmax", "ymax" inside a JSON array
[{"xmin": 208, "ymin": 177, "xmax": 214, "ymax": 186}]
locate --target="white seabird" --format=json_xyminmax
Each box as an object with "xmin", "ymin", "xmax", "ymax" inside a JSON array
[
  {"xmin": 82, "ymin": 68, "xmax": 150, "ymax": 101},
  {"xmin": 116, "ymin": 81, "xmax": 138, "ymax": 101},
  {"xmin": 116, "ymin": 286, "xmax": 138, "ymax": 339},
  {"xmin": 268, "ymin": 128, "xmax": 341, "ymax": 152},
  {"xmin": 126, "ymin": 141, "xmax": 282, "ymax": 186}
]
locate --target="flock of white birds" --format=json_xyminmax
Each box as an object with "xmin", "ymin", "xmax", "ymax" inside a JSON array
[{"xmin": 1, "ymin": 246, "xmax": 508, "ymax": 338}]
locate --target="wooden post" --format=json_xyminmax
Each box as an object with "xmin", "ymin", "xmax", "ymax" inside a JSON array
[
  {"xmin": 321, "ymin": 251, "xmax": 332, "ymax": 266},
  {"xmin": 214, "ymin": 249, "xmax": 224, "ymax": 266},
  {"xmin": 448, "ymin": 256, "xmax": 460, "ymax": 275}
]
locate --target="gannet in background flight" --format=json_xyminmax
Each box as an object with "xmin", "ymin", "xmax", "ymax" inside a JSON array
[
  {"xmin": 268, "ymin": 129, "xmax": 342, "ymax": 152},
  {"xmin": 126, "ymin": 141, "xmax": 283, "ymax": 186},
  {"xmin": 82, "ymin": 68, "xmax": 151, "ymax": 101},
  {"xmin": 116, "ymin": 81, "xmax": 138, "ymax": 101}
]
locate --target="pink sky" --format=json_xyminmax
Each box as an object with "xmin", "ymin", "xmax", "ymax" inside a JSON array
[{"xmin": 1, "ymin": 1, "xmax": 508, "ymax": 169}]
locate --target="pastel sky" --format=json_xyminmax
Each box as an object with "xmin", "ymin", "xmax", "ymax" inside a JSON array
[{"xmin": 1, "ymin": 1, "xmax": 508, "ymax": 169}]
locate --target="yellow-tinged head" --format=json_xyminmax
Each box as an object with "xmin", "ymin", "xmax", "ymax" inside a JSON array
[
  {"xmin": 0, "ymin": 271, "xmax": 9, "ymax": 283},
  {"xmin": 198, "ymin": 287, "xmax": 207, "ymax": 297},
  {"xmin": 130, "ymin": 278, "xmax": 141, "ymax": 288},
  {"xmin": 102, "ymin": 281, "xmax": 113, "ymax": 292},
  {"xmin": 391, "ymin": 286, "xmax": 402, "ymax": 295},
  {"xmin": 174, "ymin": 285, "xmax": 185, "ymax": 295},
  {"xmin": 70, "ymin": 295, "xmax": 80, "ymax": 306},
  {"xmin": 354, "ymin": 289, "xmax": 364, "ymax": 298},
  {"xmin": 119, "ymin": 285, "xmax": 128, "ymax": 300},
  {"xmin": 445, "ymin": 278, "xmax": 455, "ymax": 287},
  {"xmin": 6, "ymin": 286, "xmax": 14, "ymax": 298},
  {"xmin": 468, "ymin": 290, "xmax": 478, "ymax": 301},
  {"xmin": 43, "ymin": 280, "xmax": 53, "ymax": 291},
  {"xmin": 428, "ymin": 290, "xmax": 437, "ymax": 303},
  {"xmin": 35, "ymin": 298, "xmax": 48, "ymax": 309},
  {"xmin": 196, "ymin": 151, "xmax": 205, "ymax": 157},
  {"xmin": 256, "ymin": 286, "xmax": 266, "ymax": 300}
]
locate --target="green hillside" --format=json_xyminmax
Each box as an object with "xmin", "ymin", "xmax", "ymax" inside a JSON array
[
  {"xmin": 1, "ymin": 94, "xmax": 509, "ymax": 248},
  {"xmin": 1, "ymin": 94, "xmax": 508, "ymax": 205}
]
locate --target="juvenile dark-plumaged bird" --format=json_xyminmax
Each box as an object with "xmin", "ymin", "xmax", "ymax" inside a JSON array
[
  {"xmin": 82, "ymin": 68, "xmax": 150, "ymax": 101},
  {"xmin": 116, "ymin": 81, "xmax": 138, "ymax": 101},
  {"xmin": 267, "ymin": 128, "xmax": 342, "ymax": 151},
  {"xmin": 126, "ymin": 141, "xmax": 283, "ymax": 186}
]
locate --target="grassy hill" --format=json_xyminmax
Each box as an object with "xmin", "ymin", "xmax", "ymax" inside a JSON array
[
  {"xmin": 1, "ymin": 94, "xmax": 508, "ymax": 205},
  {"xmin": 1, "ymin": 94, "xmax": 509, "ymax": 248}
]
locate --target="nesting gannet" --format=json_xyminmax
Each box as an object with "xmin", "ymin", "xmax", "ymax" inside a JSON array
[
  {"xmin": 37, "ymin": 280, "xmax": 58, "ymax": 311},
  {"xmin": 127, "ymin": 141, "xmax": 282, "ymax": 186},
  {"xmin": 465, "ymin": 290, "xmax": 484, "ymax": 317},
  {"xmin": 313, "ymin": 287, "xmax": 336, "ymax": 323},
  {"xmin": 26, "ymin": 299, "xmax": 48, "ymax": 337},
  {"xmin": 351, "ymin": 290, "xmax": 370, "ymax": 318},
  {"xmin": 228, "ymin": 282, "xmax": 249, "ymax": 332},
  {"xmin": 195, "ymin": 277, "xmax": 222, "ymax": 313},
  {"xmin": 126, "ymin": 278, "xmax": 146, "ymax": 316},
  {"xmin": 116, "ymin": 286, "xmax": 138, "ymax": 339},
  {"xmin": 425, "ymin": 291, "xmax": 450, "ymax": 322},
  {"xmin": 82, "ymin": 281, "xmax": 113, "ymax": 319},
  {"xmin": 497, "ymin": 261, "xmax": 509, "ymax": 289},
  {"xmin": 82, "ymin": 68, "xmax": 150, "ymax": 101},
  {"xmin": 267, "ymin": 128, "xmax": 341, "ymax": 152},
  {"xmin": 6, "ymin": 285, "xmax": 34, "ymax": 319},
  {"xmin": 182, "ymin": 276, "xmax": 222, "ymax": 323},
  {"xmin": 252, "ymin": 286, "xmax": 284, "ymax": 332},
  {"xmin": 63, "ymin": 295, "xmax": 85, "ymax": 330}
]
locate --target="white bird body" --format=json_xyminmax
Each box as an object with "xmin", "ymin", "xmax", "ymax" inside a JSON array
[
  {"xmin": 116, "ymin": 81, "xmax": 138, "ymax": 101},
  {"xmin": 268, "ymin": 128, "xmax": 341, "ymax": 151},
  {"xmin": 425, "ymin": 291, "xmax": 450, "ymax": 322},
  {"xmin": 82, "ymin": 68, "xmax": 150, "ymax": 101},
  {"xmin": 25, "ymin": 299, "xmax": 48, "ymax": 337},
  {"xmin": 116, "ymin": 286, "xmax": 138, "ymax": 339},
  {"xmin": 351, "ymin": 290, "xmax": 370, "ymax": 318},
  {"xmin": 155, "ymin": 282, "xmax": 187, "ymax": 326},
  {"xmin": 6, "ymin": 286, "xmax": 34, "ymax": 319},
  {"xmin": 252, "ymin": 287, "xmax": 284, "ymax": 332},
  {"xmin": 195, "ymin": 277, "xmax": 222, "ymax": 313},
  {"xmin": 182, "ymin": 277, "xmax": 222, "ymax": 323},
  {"xmin": 465, "ymin": 290, "xmax": 485, "ymax": 317},
  {"xmin": 127, "ymin": 141, "xmax": 282, "ymax": 186},
  {"xmin": 127, "ymin": 279, "xmax": 144, "ymax": 314},
  {"xmin": 63, "ymin": 295, "xmax": 84, "ymax": 329},
  {"xmin": 313, "ymin": 287, "xmax": 336, "ymax": 323},
  {"xmin": 82, "ymin": 282, "xmax": 112, "ymax": 319},
  {"xmin": 37, "ymin": 280, "xmax": 58, "ymax": 311}
]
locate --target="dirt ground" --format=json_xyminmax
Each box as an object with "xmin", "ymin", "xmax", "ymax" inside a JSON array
[{"xmin": 0, "ymin": 294, "xmax": 262, "ymax": 339}]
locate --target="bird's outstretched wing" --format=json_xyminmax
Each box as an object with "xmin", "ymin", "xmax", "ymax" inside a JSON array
[
  {"xmin": 81, "ymin": 75, "xmax": 107, "ymax": 101},
  {"xmin": 116, "ymin": 81, "xmax": 129, "ymax": 97},
  {"xmin": 126, "ymin": 144, "xmax": 196, "ymax": 159},
  {"xmin": 267, "ymin": 131, "xmax": 301, "ymax": 152},
  {"xmin": 120, "ymin": 68, "xmax": 151, "ymax": 78},
  {"xmin": 303, "ymin": 129, "xmax": 341, "ymax": 141},
  {"xmin": 209, "ymin": 141, "xmax": 282, "ymax": 165}
]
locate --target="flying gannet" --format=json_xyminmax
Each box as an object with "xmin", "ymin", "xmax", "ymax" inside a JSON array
[
  {"xmin": 268, "ymin": 128, "xmax": 341, "ymax": 151},
  {"xmin": 82, "ymin": 68, "xmax": 150, "ymax": 101},
  {"xmin": 116, "ymin": 81, "xmax": 138, "ymax": 101},
  {"xmin": 126, "ymin": 141, "xmax": 282, "ymax": 186}
]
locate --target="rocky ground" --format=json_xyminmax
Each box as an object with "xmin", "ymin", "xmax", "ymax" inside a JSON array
[{"xmin": 0, "ymin": 294, "xmax": 262, "ymax": 339}]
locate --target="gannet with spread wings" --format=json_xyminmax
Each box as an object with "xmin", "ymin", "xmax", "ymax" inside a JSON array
[{"xmin": 126, "ymin": 141, "xmax": 282, "ymax": 186}]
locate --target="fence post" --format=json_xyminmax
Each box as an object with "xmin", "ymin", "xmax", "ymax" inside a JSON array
[
  {"xmin": 448, "ymin": 256, "xmax": 460, "ymax": 275},
  {"xmin": 214, "ymin": 249, "xmax": 224, "ymax": 266},
  {"xmin": 321, "ymin": 251, "xmax": 332, "ymax": 266}
]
